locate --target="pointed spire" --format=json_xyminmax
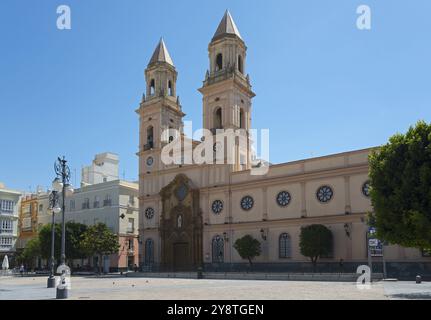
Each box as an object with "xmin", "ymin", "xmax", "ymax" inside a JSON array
[
  {"xmin": 148, "ymin": 38, "xmax": 174, "ymax": 67},
  {"xmin": 212, "ymin": 10, "xmax": 242, "ymax": 42}
]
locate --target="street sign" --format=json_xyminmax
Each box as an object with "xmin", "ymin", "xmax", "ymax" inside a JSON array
[
  {"xmin": 368, "ymin": 239, "xmax": 378, "ymax": 247},
  {"xmin": 368, "ymin": 236, "xmax": 383, "ymax": 257}
]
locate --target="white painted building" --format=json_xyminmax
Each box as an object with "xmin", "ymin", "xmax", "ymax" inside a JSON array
[
  {"xmin": 53, "ymin": 179, "xmax": 139, "ymax": 271},
  {"xmin": 24, "ymin": 153, "xmax": 139, "ymax": 272},
  {"xmin": 0, "ymin": 182, "xmax": 21, "ymax": 265},
  {"xmin": 81, "ymin": 152, "xmax": 119, "ymax": 186},
  {"xmin": 35, "ymin": 191, "xmax": 54, "ymax": 228}
]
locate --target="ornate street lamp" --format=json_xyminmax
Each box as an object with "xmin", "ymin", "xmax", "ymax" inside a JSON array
[
  {"xmin": 52, "ymin": 156, "xmax": 74, "ymax": 299},
  {"xmin": 47, "ymin": 190, "xmax": 61, "ymax": 288}
]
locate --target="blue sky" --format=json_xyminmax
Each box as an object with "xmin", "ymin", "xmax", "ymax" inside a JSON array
[{"xmin": 1, "ymin": 0, "xmax": 431, "ymax": 192}]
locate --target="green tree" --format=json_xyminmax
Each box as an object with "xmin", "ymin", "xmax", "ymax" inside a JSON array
[
  {"xmin": 65, "ymin": 221, "xmax": 88, "ymax": 261},
  {"xmin": 369, "ymin": 120, "xmax": 431, "ymax": 250},
  {"xmin": 233, "ymin": 235, "xmax": 261, "ymax": 266},
  {"xmin": 299, "ymin": 224, "xmax": 333, "ymax": 269},
  {"xmin": 80, "ymin": 223, "xmax": 119, "ymax": 274},
  {"xmin": 38, "ymin": 223, "xmax": 61, "ymax": 261},
  {"xmin": 38, "ymin": 222, "xmax": 88, "ymax": 264},
  {"xmin": 18, "ymin": 237, "xmax": 41, "ymax": 268}
]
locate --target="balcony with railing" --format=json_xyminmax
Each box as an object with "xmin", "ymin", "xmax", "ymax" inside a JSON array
[
  {"xmin": 0, "ymin": 200, "xmax": 15, "ymax": 215},
  {"xmin": 204, "ymin": 66, "xmax": 250, "ymax": 87},
  {"xmin": 0, "ymin": 207, "xmax": 15, "ymax": 216},
  {"xmin": 0, "ymin": 237, "xmax": 13, "ymax": 251},
  {"xmin": 0, "ymin": 209, "xmax": 16, "ymax": 217},
  {"xmin": 143, "ymin": 142, "xmax": 154, "ymax": 151},
  {"xmin": 0, "ymin": 245, "xmax": 13, "ymax": 251}
]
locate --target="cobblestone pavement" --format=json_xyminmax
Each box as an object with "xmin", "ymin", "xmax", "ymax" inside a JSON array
[{"xmin": 0, "ymin": 276, "xmax": 430, "ymax": 300}]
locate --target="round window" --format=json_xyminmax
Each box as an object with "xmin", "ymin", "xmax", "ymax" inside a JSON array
[
  {"xmin": 316, "ymin": 186, "xmax": 333, "ymax": 203},
  {"xmin": 276, "ymin": 191, "xmax": 291, "ymax": 207},
  {"xmin": 240, "ymin": 196, "xmax": 254, "ymax": 211},
  {"xmin": 211, "ymin": 200, "xmax": 224, "ymax": 214}
]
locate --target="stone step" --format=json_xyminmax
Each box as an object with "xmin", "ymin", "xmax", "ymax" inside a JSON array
[{"xmin": 126, "ymin": 272, "xmax": 384, "ymax": 282}]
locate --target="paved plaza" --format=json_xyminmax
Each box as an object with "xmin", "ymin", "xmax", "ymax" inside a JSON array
[{"xmin": 1, "ymin": 275, "xmax": 430, "ymax": 300}]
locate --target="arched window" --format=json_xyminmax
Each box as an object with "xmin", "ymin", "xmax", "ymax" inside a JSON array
[
  {"xmin": 238, "ymin": 55, "xmax": 243, "ymax": 74},
  {"xmin": 239, "ymin": 108, "xmax": 245, "ymax": 129},
  {"xmin": 168, "ymin": 80, "xmax": 173, "ymax": 96},
  {"xmin": 215, "ymin": 53, "xmax": 223, "ymax": 71},
  {"xmin": 168, "ymin": 126, "xmax": 174, "ymax": 143},
  {"xmin": 212, "ymin": 235, "xmax": 224, "ymax": 263},
  {"xmin": 150, "ymin": 79, "xmax": 155, "ymax": 95},
  {"xmin": 147, "ymin": 126, "xmax": 154, "ymax": 148},
  {"xmin": 144, "ymin": 238, "xmax": 154, "ymax": 265},
  {"xmin": 279, "ymin": 233, "xmax": 291, "ymax": 258},
  {"xmin": 214, "ymin": 107, "xmax": 222, "ymax": 129}
]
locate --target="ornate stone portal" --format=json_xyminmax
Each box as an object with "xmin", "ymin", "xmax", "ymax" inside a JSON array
[{"xmin": 159, "ymin": 174, "xmax": 203, "ymax": 271}]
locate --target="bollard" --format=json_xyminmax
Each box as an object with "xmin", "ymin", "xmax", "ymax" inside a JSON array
[{"xmin": 416, "ymin": 275, "xmax": 421, "ymax": 284}]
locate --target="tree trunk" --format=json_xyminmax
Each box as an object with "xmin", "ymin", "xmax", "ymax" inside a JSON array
[
  {"xmin": 312, "ymin": 256, "xmax": 317, "ymax": 273},
  {"xmin": 99, "ymin": 254, "xmax": 102, "ymax": 275}
]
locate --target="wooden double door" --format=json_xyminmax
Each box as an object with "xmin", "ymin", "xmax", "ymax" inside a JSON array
[{"xmin": 173, "ymin": 242, "xmax": 191, "ymax": 271}]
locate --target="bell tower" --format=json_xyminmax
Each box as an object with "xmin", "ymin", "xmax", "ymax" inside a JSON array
[
  {"xmin": 145, "ymin": 38, "xmax": 178, "ymax": 101},
  {"xmin": 137, "ymin": 38, "xmax": 185, "ymax": 175},
  {"xmin": 198, "ymin": 11, "xmax": 255, "ymax": 171}
]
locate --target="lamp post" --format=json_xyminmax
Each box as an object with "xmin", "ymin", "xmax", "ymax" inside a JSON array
[
  {"xmin": 47, "ymin": 190, "xmax": 61, "ymax": 288},
  {"xmin": 52, "ymin": 156, "xmax": 74, "ymax": 299},
  {"xmin": 367, "ymin": 227, "xmax": 375, "ymax": 283}
]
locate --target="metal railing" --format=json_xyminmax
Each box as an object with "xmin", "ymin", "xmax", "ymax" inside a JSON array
[
  {"xmin": 0, "ymin": 210, "xmax": 15, "ymax": 215},
  {"xmin": 143, "ymin": 142, "xmax": 154, "ymax": 151}
]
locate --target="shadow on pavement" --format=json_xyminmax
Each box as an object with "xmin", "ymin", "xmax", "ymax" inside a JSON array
[{"xmin": 389, "ymin": 292, "xmax": 431, "ymax": 300}]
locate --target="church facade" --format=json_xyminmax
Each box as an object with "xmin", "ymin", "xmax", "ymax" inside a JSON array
[{"xmin": 136, "ymin": 11, "xmax": 430, "ymax": 274}]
